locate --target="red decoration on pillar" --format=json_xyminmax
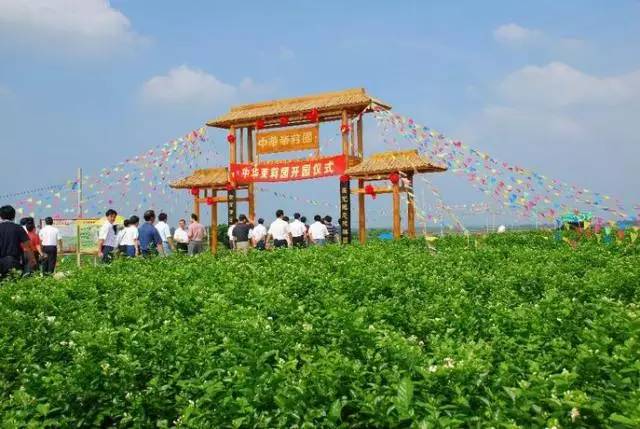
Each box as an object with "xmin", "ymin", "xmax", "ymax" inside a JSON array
[
  {"xmin": 190, "ymin": 187, "xmax": 199, "ymax": 196},
  {"xmin": 339, "ymin": 174, "xmax": 350, "ymax": 183},
  {"xmin": 227, "ymin": 133, "xmax": 236, "ymax": 144},
  {"xmin": 225, "ymin": 183, "xmax": 235, "ymax": 192},
  {"xmin": 256, "ymin": 119, "xmax": 265, "ymax": 129},
  {"xmin": 389, "ymin": 172, "xmax": 400, "ymax": 184},
  {"xmin": 206, "ymin": 197, "xmax": 214, "ymax": 206},
  {"xmin": 341, "ymin": 124, "xmax": 350, "ymax": 134},
  {"xmin": 279, "ymin": 115, "xmax": 289, "ymax": 126},
  {"xmin": 365, "ymin": 184, "xmax": 376, "ymax": 199}
]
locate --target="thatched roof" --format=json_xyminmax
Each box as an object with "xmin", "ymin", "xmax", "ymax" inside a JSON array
[
  {"xmin": 207, "ymin": 88, "xmax": 391, "ymax": 129},
  {"xmin": 169, "ymin": 167, "xmax": 229, "ymax": 189},
  {"xmin": 345, "ymin": 150, "xmax": 447, "ymax": 178}
]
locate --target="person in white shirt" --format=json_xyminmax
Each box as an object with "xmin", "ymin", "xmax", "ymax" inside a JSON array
[
  {"xmin": 227, "ymin": 218, "xmax": 237, "ymax": 250},
  {"xmin": 249, "ymin": 218, "xmax": 267, "ymax": 250},
  {"xmin": 116, "ymin": 219, "xmax": 129, "ymax": 254},
  {"xmin": 98, "ymin": 209, "xmax": 118, "ymax": 263},
  {"xmin": 173, "ymin": 218, "xmax": 189, "ymax": 253},
  {"xmin": 39, "ymin": 216, "xmax": 62, "ymax": 274},
  {"xmin": 120, "ymin": 215, "xmax": 140, "ymax": 257},
  {"xmin": 267, "ymin": 209, "xmax": 290, "ymax": 249},
  {"xmin": 308, "ymin": 214, "xmax": 329, "ymax": 245},
  {"xmin": 155, "ymin": 213, "xmax": 175, "ymax": 255},
  {"xmin": 289, "ymin": 212, "xmax": 307, "ymax": 248}
]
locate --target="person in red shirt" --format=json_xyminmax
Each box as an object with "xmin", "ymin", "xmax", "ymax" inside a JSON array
[{"xmin": 20, "ymin": 217, "xmax": 42, "ymax": 275}]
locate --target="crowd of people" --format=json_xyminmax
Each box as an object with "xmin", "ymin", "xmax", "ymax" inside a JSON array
[
  {"xmin": 227, "ymin": 210, "xmax": 340, "ymax": 251},
  {"xmin": 0, "ymin": 203, "xmax": 342, "ymax": 279},
  {"xmin": 97, "ymin": 209, "xmax": 206, "ymax": 262}
]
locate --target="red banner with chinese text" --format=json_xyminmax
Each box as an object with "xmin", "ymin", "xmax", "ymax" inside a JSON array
[{"xmin": 230, "ymin": 155, "xmax": 347, "ymax": 183}]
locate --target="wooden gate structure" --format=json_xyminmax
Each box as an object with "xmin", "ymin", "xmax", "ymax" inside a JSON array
[{"xmin": 170, "ymin": 88, "xmax": 447, "ymax": 253}]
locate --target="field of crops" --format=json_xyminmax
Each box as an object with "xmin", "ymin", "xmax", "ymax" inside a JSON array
[{"xmin": 1, "ymin": 232, "xmax": 639, "ymax": 428}]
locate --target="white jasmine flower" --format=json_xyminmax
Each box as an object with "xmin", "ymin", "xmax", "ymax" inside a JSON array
[
  {"xmin": 570, "ymin": 407, "xmax": 580, "ymax": 422},
  {"xmin": 428, "ymin": 365, "xmax": 438, "ymax": 373}
]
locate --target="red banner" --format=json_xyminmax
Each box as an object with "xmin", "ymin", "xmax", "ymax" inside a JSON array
[{"xmin": 230, "ymin": 155, "xmax": 347, "ymax": 183}]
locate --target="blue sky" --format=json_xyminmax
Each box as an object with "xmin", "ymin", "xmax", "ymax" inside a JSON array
[{"xmin": 0, "ymin": 1, "xmax": 638, "ymax": 226}]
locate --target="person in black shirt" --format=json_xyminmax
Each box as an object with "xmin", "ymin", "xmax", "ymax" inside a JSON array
[
  {"xmin": 232, "ymin": 214, "xmax": 252, "ymax": 253},
  {"xmin": 0, "ymin": 205, "xmax": 36, "ymax": 279}
]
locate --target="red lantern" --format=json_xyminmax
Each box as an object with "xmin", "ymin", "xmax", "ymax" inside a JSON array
[
  {"xmin": 341, "ymin": 124, "xmax": 350, "ymax": 134},
  {"xmin": 339, "ymin": 174, "xmax": 350, "ymax": 183},
  {"xmin": 279, "ymin": 115, "xmax": 289, "ymax": 126},
  {"xmin": 206, "ymin": 197, "xmax": 214, "ymax": 206},
  {"xmin": 389, "ymin": 172, "xmax": 400, "ymax": 184},
  {"xmin": 225, "ymin": 183, "xmax": 235, "ymax": 192},
  {"xmin": 305, "ymin": 108, "xmax": 319, "ymax": 122},
  {"xmin": 256, "ymin": 119, "xmax": 265, "ymax": 129},
  {"xmin": 365, "ymin": 184, "xmax": 376, "ymax": 199},
  {"xmin": 190, "ymin": 187, "xmax": 199, "ymax": 196},
  {"xmin": 227, "ymin": 133, "xmax": 236, "ymax": 144}
]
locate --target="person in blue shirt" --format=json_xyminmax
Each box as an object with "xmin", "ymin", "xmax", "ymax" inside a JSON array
[{"xmin": 137, "ymin": 210, "xmax": 165, "ymax": 257}]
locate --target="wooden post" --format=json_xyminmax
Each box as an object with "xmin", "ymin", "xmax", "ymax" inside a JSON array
[
  {"xmin": 339, "ymin": 179, "xmax": 351, "ymax": 244},
  {"xmin": 239, "ymin": 128, "xmax": 244, "ymax": 162},
  {"xmin": 210, "ymin": 189, "xmax": 218, "ymax": 254},
  {"xmin": 193, "ymin": 191, "xmax": 200, "ymax": 220},
  {"xmin": 407, "ymin": 175, "xmax": 416, "ymax": 238},
  {"xmin": 392, "ymin": 179, "xmax": 401, "ymax": 239},
  {"xmin": 229, "ymin": 126, "xmax": 236, "ymax": 164},
  {"xmin": 357, "ymin": 115, "xmax": 363, "ymax": 159},
  {"xmin": 350, "ymin": 120, "xmax": 356, "ymax": 156},
  {"xmin": 247, "ymin": 127, "xmax": 255, "ymax": 221},
  {"xmin": 341, "ymin": 110, "xmax": 349, "ymax": 156},
  {"xmin": 358, "ymin": 178, "xmax": 366, "ymax": 244}
]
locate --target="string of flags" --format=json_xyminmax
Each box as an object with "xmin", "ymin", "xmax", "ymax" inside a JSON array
[{"xmin": 374, "ymin": 109, "xmax": 638, "ymax": 225}]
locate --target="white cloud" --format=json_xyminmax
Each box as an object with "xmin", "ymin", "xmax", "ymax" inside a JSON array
[
  {"xmin": 139, "ymin": 66, "xmax": 275, "ymax": 108},
  {"xmin": 499, "ymin": 62, "xmax": 640, "ymax": 108},
  {"xmin": 457, "ymin": 62, "xmax": 639, "ymax": 202},
  {"xmin": 493, "ymin": 23, "xmax": 585, "ymax": 54},
  {"xmin": 0, "ymin": 0, "xmax": 142, "ymax": 56},
  {"xmin": 493, "ymin": 23, "xmax": 543, "ymax": 46}
]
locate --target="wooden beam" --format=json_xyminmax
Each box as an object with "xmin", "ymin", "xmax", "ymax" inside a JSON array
[
  {"xmin": 195, "ymin": 197, "xmax": 249, "ymax": 204},
  {"xmin": 341, "ymin": 110, "xmax": 349, "ymax": 156},
  {"xmin": 358, "ymin": 178, "xmax": 366, "ymax": 244},
  {"xmin": 407, "ymin": 175, "xmax": 416, "ymax": 238},
  {"xmin": 210, "ymin": 189, "xmax": 218, "ymax": 254},
  {"xmin": 392, "ymin": 180, "xmax": 401, "ymax": 239},
  {"xmin": 351, "ymin": 186, "xmax": 408, "ymax": 195}
]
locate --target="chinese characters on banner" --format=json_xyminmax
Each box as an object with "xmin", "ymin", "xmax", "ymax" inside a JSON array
[
  {"xmin": 256, "ymin": 125, "xmax": 319, "ymax": 155},
  {"xmin": 339, "ymin": 180, "xmax": 351, "ymax": 244},
  {"xmin": 227, "ymin": 188, "xmax": 237, "ymax": 224},
  {"xmin": 230, "ymin": 155, "xmax": 347, "ymax": 183}
]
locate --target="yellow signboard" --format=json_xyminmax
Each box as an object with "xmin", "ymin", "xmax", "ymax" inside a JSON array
[{"xmin": 256, "ymin": 125, "xmax": 319, "ymax": 155}]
